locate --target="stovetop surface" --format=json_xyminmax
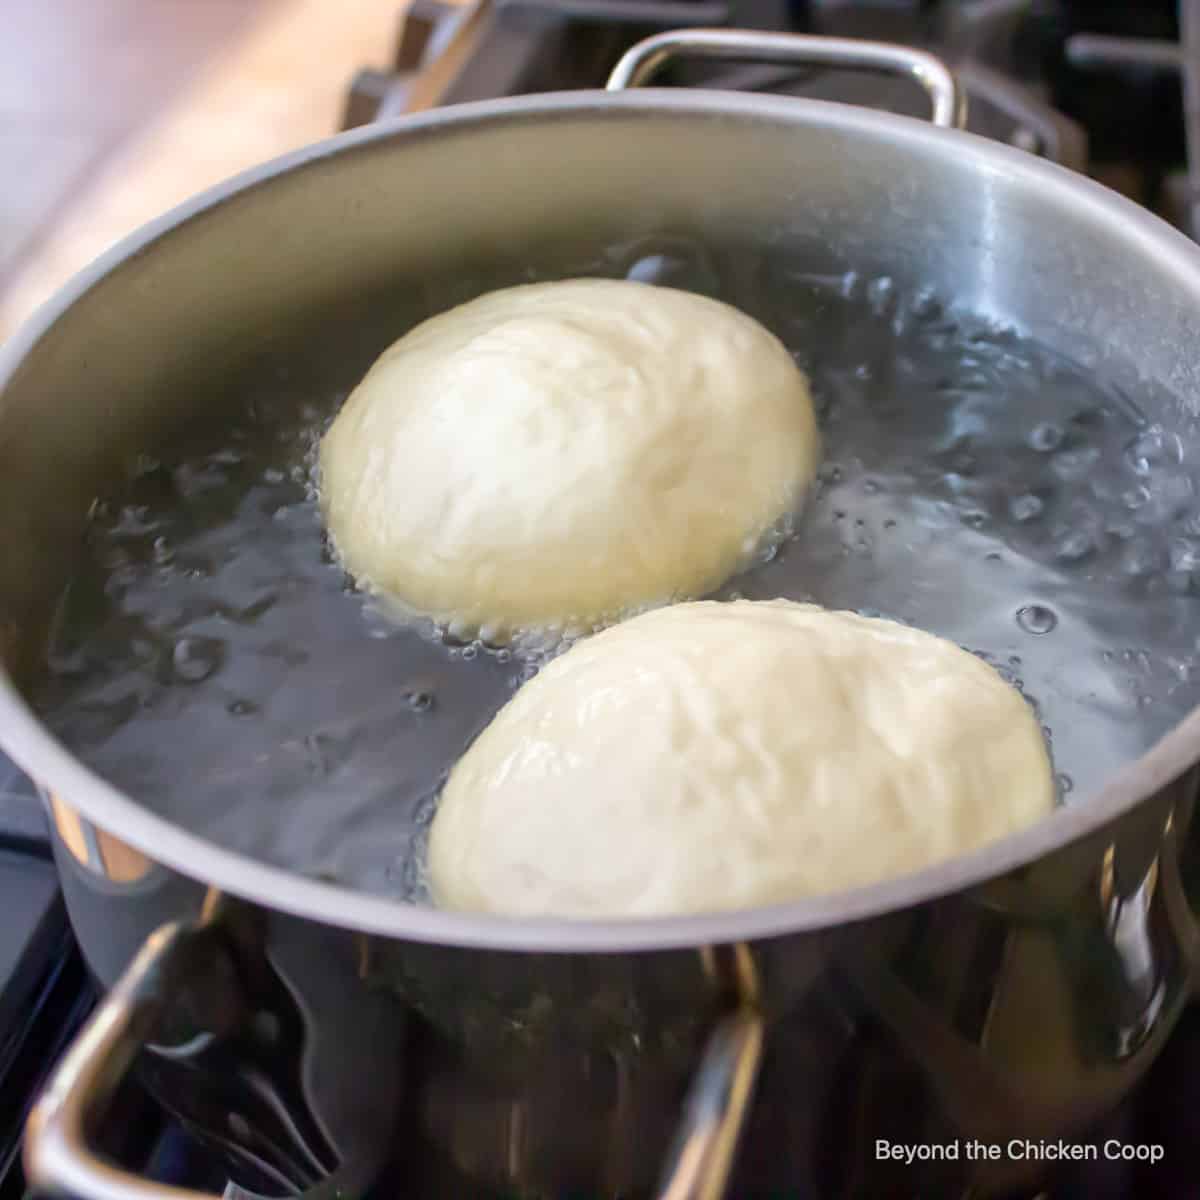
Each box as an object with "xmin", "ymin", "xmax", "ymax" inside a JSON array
[
  {"xmin": 6, "ymin": 2, "xmax": 1200, "ymax": 1198},
  {"xmin": 0, "ymin": 758, "xmax": 82, "ymax": 1200}
]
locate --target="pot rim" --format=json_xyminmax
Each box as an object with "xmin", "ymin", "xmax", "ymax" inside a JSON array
[{"xmin": 4, "ymin": 87, "xmax": 1200, "ymax": 953}]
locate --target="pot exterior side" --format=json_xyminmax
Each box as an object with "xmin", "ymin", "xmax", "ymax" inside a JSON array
[{"xmin": 45, "ymin": 768, "xmax": 1200, "ymax": 1196}]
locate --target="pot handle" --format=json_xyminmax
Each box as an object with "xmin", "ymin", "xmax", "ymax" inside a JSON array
[
  {"xmin": 24, "ymin": 921, "xmax": 243, "ymax": 1200},
  {"xmin": 655, "ymin": 1008, "xmax": 765, "ymax": 1200},
  {"xmin": 606, "ymin": 28, "xmax": 968, "ymax": 129}
]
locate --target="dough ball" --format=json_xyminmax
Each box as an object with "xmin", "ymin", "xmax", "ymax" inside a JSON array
[
  {"xmin": 319, "ymin": 280, "xmax": 817, "ymax": 638},
  {"xmin": 428, "ymin": 600, "xmax": 1055, "ymax": 917}
]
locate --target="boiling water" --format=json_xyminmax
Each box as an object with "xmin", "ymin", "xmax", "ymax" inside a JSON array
[{"xmin": 36, "ymin": 240, "xmax": 1200, "ymax": 898}]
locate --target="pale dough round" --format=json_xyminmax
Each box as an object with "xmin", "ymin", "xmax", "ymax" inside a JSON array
[
  {"xmin": 319, "ymin": 280, "xmax": 818, "ymax": 637},
  {"xmin": 428, "ymin": 600, "xmax": 1056, "ymax": 917}
]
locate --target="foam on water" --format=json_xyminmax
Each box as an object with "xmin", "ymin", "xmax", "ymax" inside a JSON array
[{"xmin": 35, "ymin": 238, "xmax": 1200, "ymax": 899}]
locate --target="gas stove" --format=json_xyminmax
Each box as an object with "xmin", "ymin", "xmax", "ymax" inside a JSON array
[
  {"xmin": 6, "ymin": 2, "xmax": 1200, "ymax": 1199},
  {"xmin": 341, "ymin": 0, "xmax": 1196, "ymax": 230}
]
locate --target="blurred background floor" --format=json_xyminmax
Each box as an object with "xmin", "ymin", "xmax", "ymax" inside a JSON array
[{"xmin": 0, "ymin": 0, "xmax": 400, "ymax": 341}]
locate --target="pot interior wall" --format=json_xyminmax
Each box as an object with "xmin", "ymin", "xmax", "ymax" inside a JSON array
[{"xmin": 2, "ymin": 93, "xmax": 1199, "ymax": 699}]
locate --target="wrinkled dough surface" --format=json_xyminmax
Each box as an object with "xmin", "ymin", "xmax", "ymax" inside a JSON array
[
  {"xmin": 319, "ymin": 280, "xmax": 818, "ymax": 635},
  {"xmin": 428, "ymin": 600, "xmax": 1056, "ymax": 917}
]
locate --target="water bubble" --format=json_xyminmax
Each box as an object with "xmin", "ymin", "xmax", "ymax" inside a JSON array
[
  {"xmin": 1125, "ymin": 426, "xmax": 1183, "ymax": 475},
  {"xmin": 227, "ymin": 699, "xmax": 257, "ymax": 717},
  {"xmin": 1140, "ymin": 472, "xmax": 1194, "ymax": 524},
  {"xmin": 444, "ymin": 618, "xmax": 473, "ymax": 644},
  {"xmin": 1016, "ymin": 604, "xmax": 1058, "ymax": 635},
  {"xmin": 476, "ymin": 623, "xmax": 509, "ymax": 648},
  {"xmin": 866, "ymin": 275, "xmax": 895, "ymax": 315},
  {"xmin": 622, "ymin": 237, "xmax": 720, "ymax": 295},
  {"xmin": 302, "ymin": 732, "xmax": 344, "ymax": 775},
  {"xmin": 909, "ymin": 287, "xmax": 941, "ymax": 321},
  {"xmin": 1169, "ymin": 537, "xmax": 1200, "ymax": 573},
  {"xmin": 404, "ymin": 689, "xmax": 435, "ymax": 713},
  {"xmin": 883, "ymin": 519, "xmax": 897, "ymax": 530},
  {"xmin": 462, "ymin": 644, "xmax": 479, "ymax": 661},
  {"xmin": 853, "ymin": 363, "xmax": 873, "ymax": 382},
  {"xmin": 961, "ymin": 509, "xmax": 988, "ymax": 529},
  {"xmin": 1029, "ymin": 423, "xmax": 1064, "ymax": 452},
  {"xmin": 1123, "ymin": 485, "xmax": 1151, "ymax": 510},
  {"xmin": 173, "ymin": 463, "xmax": 226, "ymax": 497},
  {"xmin": 152, "ymin": 536, "xmax": 174, "ymax": 565},
  {"xmin": 819, "ymin": 464, "xmax": 843, "ymax": 484},
  {"xmin": 171, "ymin": 636, "xmax": 224, "ymax": 682},
  {"xmin": 1055, "ymin": 531, "xmax": 1095, "ymax": 563},
  {"xmin": 942, "ymin": 473, "xmax": 973, "ymax": 499},
  {"xmin": 1123, "ymin": 542, "xmax": 1165, "ymax": 577},
  {"xmin": 111, "ymin": 504, "xmax": 159, "ymax": 538},
  {"xmin": 1053, "ymin": 447, "xmax": 1101, "ymax": 480},
  {"xmin": 863, "ymin": 479, "xmax": 880, "ymax": 494},
  {"xmin": 1009, "ymin": 493, "xmax": 1044, "ymax": 523},
  {"xmin": 1057, "ymin": 773, "xmax": 1074, "ymax": 795}
]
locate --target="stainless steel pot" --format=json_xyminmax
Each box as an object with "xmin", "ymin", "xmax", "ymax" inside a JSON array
[{"xmin": 6, "ymin": 29, "xmax": 1200, "ymax": 1200}]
